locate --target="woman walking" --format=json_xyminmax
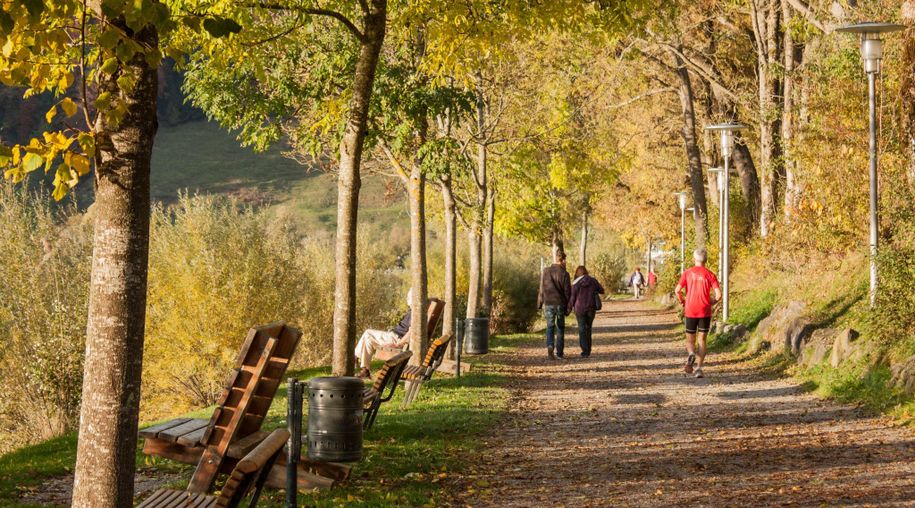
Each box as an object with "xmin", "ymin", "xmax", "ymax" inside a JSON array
[{"xmin": 568, "ymin": 266, "xmax": 605, "ymax": 357}]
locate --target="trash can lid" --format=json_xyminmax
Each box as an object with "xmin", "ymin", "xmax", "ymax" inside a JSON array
[{"xmin": 308, "ymin": 376, "xmax": 365, "ymax": 390}]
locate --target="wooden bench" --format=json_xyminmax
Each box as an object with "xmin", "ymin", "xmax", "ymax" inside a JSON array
[
  {"xmin": 375, "ymin": 298, "xmax": 445, "ymax": 361},
  {"xmin": 362, "ymin": 350, "xmax": 412, "ymax": 430},
  {"xmin": 136, "ymin": 428, "xmax": 289, "ymax": 508},
  {"xmin": 400, "ymin": 333, "xmax": 454, "ymax": 408},
  {"xmin": 140, "ymin": 323, "xmax": 347, "ymax": 492}
]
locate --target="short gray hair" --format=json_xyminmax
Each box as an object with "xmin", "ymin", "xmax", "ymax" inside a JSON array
[{"xmin": 693, "ymin": 248, "xmax": 708, "ymax": 264}]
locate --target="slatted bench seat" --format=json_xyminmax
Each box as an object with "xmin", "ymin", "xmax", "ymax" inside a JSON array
[
  {"xmin": 136, "ymin": 428, "xmax": 289, "ymax": 508},
  {"xmin": 375, "ymin": 298, "xmax": 445, "ymax": 361},
  {"xmin": 362, "ymin": 350, "xmax": 412, "ymax": 430},
  {"xmin": 400, "ymin": 333, "xmax": 454, "ymax": 408}
]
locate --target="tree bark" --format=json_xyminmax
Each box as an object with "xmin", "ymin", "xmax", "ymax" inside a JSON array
[
  {"xmin": 673, "ymin": 52, "xmax": 709, "ymax": 248},
  {"xmin": 481, "ymin": 186, "xmax": 495, "ymax": 316},
  {"xmin": 331, "ymin": 1, "xmax": 387, "ymax": 376},
  {"xmin": 732, "ymin": 143, "xmax": 762, "ymax": 229},
  {"xmin": 466, "ymin": 87, "xmax": 487, "ymax": 319},
  {"xmin": 440, "ymin": 174, "xmax": 457, "ymax": 354},
  {"xmin": 901, "ymin": 2, "xmax": 915, "ymax": 185},
  {"xmin": 579, "ymin": 207, "xmax": 589, "ymax": 267},
  {"xmin": 466, "ymin": 227, "xmax": 481, "ymax": 319},
  {"xmin": 71, "ymin": 17, "xmax": 158, "ymax": 508},
  {"xmin": 782, "ymin": 1, "xmax": 805, "ymax": 220},
  {"xmin": 752, "ymin": 0, "xmax": 784, "ymax": 237},
  {"xmin": 406, "ymin": 164, "xmax": 428, "ymax": 365}
]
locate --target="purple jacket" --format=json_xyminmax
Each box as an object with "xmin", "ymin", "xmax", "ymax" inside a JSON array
[{"xmin": 568, "ymin": 275, "xmax": 605, "ymax": 315}]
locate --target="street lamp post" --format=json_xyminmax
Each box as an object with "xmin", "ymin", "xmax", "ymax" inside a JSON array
[
  {"xmin": 705, "ymin": 124, "xmax": 747, "ymax": 323},
  {"xmin": 708, "ymin": 167, "xmax": 725, "ymax": 276},
  {"xmin": 674, "ymin": 191, "xmax": 688, "ymax": 274},
  {"xmin": 836, "ymin": 22, "xmax": 904, "ymax": 308}
]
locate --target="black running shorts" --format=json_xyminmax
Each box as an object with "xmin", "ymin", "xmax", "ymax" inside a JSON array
[{"xmin": 685, "ymin": 316, "xmax": 711, "ymax": 334}]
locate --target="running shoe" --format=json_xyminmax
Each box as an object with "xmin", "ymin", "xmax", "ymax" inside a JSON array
[
  {"xmin": 694, "ymin": 367, "xmax": 704, "ymax": 378},
  {"xmin": 684, "ymin": 353, "xmax": 696, "ymax": 374}
]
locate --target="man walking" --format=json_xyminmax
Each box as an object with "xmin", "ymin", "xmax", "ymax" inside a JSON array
[
  {"xmin": 674, "ymin": 249, "xmax": 721, "ymax": 378},
  {"xmin": 538, "ymin": 251, "xmax": 571, "ymax": 360},
  {"xmin": 629, "ymin": 267, "xmax": 645, "ymax": 299}
]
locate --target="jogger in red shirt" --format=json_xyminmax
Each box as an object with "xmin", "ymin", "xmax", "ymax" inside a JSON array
[{"xmin": 674, "ymin": 249, "xmax": 722, "ymax": 378}]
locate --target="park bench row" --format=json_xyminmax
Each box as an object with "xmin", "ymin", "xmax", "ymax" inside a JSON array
[{"xmin": 137, "ymin": 299, "xmax": 456, "ymax": 507}]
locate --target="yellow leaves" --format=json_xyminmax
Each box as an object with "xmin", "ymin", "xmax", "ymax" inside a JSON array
[
  {"xmin": 66, "ymin": 152, "xmax": 90, "ymax": 176},
  {"xmin": 2, "ymin": 132, "xmax": 92, "ymax": 201},
  {"xmin": 21, "ymin": 152, "xmax": 42, "ymax": 173},
  {"xmin": 45, "ymin": 105, "xmax": 56, "ymax": 124},
  {"xmin": 60, "ymin": 97, "xmax": 77, "ymax": 118}
]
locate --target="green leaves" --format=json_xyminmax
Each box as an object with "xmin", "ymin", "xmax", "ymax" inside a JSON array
[{"xmin": 202, "ymin": 17, "xmax": 242, "ymax": 38}]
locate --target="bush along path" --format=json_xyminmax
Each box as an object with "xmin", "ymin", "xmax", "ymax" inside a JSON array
[{"xmin": 448, "ymin": 299, "xmax": 915, "ymax": 507}]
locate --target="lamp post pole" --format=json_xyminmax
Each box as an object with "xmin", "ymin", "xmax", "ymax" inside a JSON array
[
  {"xmin": 705, "ymin": 124, "xmax": 747, "ymax": 323},
  {"xmin": 709, "ymin": 167, "xmax": 725, "ymax": 276},
  {"xmin": 836, "ymin": 22, "xmax": 903, "ymax": 307}
]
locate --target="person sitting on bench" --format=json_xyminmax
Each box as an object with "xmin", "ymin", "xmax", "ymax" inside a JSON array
[{"xmin": 355, "ymin": 289, "xmax": 412, "ymax": 378}]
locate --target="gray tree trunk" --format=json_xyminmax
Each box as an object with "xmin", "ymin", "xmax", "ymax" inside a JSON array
[
  {"xmin": 331, "ymin": 1, "xmax": 387, "ymax": 376},
  {"xmin": 466, "ymin": 227, "xmax": 481, "ymax": 319},
  {"xmin": 782, "ymin": 1, "xmax": 805, "ymax": 221},
  {"xmin": 71, "ymin": 17, "xmax": 158, "ymax": 508},
  {"xmin": 440, "ymin": 175, "xmax": 457, "ymax": 355},
  {"xmin": 579, "ymin": 208, "xmax": 589, "ymax": 267},
  {"xmin": 752, "ymin": 0, "xmax": 784, "ymax": 237},
  {"xmin": 674, "ymin": 52, "xmax": 709, "ymax": 248},
  {"xmin": 406, "ymin": 164, "xmax": 428, "ymax": 365},
  {"xmin": 466, "ymin": 88, "xmax": 487, "ymax": 319},
  {"xmin": 901, "ymin": 2, "xmax": 915, "ymax": 185},
  {"xmin": 481, "ymin": 186, "xmax": 495, "ymax": 316}
]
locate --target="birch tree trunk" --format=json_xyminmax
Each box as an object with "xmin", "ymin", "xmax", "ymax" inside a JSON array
[
  {"xmin": 331, "ymin": 1, "xmax": 387, "ymax": 376},
  {"xmin": 466, "ymin": 88, "xmax": 487, "ymax": 319},
  {"xmin": 71, "ymin": 16, "xmax": 158, "ymax": 508},
  {"xmin": 579, "ymin": 207, "xmax": 589, "ymax": 267},
  {"xmin": 782, "ymin": 1, "xmax": 805, "ymax": 220}
]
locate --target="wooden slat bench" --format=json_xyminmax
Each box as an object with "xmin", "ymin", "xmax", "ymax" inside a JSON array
[
  {"xmin": 136, "ymin": 428, "xmax": 289, "ymax": 508},
  {"xmin": 362, "ymin": 350, "xmax": 412, "ymax": 430},
  {"xmin": 140, "ymin": 323, "xmax": 348, "ymax": 492},
  {"xmin": 400, "ymin": 333, "xmax": 454, "ymax": 408},
  {"xmin": 375, "ymin": 298, "xmax": 445, "ymax": 361}
]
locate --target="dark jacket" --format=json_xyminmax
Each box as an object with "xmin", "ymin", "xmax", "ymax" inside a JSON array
[
  {"xmin": 538, "ymin": 263, "xmax": 571, "ymax": 309},
  {"xmin": 568, "ymin": 275, "xmax": 605, "ymax": 315},
  {"xmin": 392, "ymin": 309, "xmax": 411, "ymax": 338}
]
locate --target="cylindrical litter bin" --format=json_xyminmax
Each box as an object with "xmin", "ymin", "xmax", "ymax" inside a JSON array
[
  {"xmin": 306, "ymin": 376, "xmax": 363, "ymax": 462},
  {"xmin": 463, "ymin": 317, "xmax": 490, "ymax": 355}
]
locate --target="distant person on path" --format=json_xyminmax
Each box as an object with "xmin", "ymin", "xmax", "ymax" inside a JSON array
[
  {"xmin": 674, "ymin": 249, "xmax": 721, "ymax": 379},
  {"xmin": 647, "ymin": 269, "xmax": 657, "ymax": 290},
  {"xmin": 629, "ymin": 267, "xmax": 645, "ymax": 299},
  {"xmin": 354, "ymin": 289, "xmax": 413, "ymax": 378},
  {"xmin": 538, "ymin": 251, "xmax": 571, "ymax": 360},
  {"xmin": 568, "ymin": 266, "xmax": 605, "ymax": 358}
]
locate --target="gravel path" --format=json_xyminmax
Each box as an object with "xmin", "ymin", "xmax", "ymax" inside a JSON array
[{"xmin": 450, "ymin": 299, "xmax": 915, "ymax": 507}]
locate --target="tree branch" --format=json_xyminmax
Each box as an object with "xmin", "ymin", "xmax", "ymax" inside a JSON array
[
  {"xmin": 785, "ymin": 0, "xmax": 829, "ymax": 33},
  {"xmin": 244, "ymin": 3, "xmax": 364, "ymax": 40}
]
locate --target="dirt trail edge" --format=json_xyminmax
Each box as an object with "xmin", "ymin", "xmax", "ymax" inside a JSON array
[{"xmin": 449, "ymin": 299, "xmax": 915, "ymax": 507}]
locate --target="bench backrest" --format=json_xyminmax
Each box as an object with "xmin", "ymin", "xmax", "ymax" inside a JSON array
[
  {"xmin": 426, "ymin": 298, "xmax": 445, "ymax": 337},
  {"xmin": 421, "ymin": 333, "xmax": 454, "ymax": 374},
  {"xmin": 372, "ymin": 351, "xmax": 413, "ymax": 399},
  {"xmin": 189, "ymin": 323, "xmax": 302, "ymax": 493},
  {"xmin": 216, "ymin": 428, "xmax": 289, "ymax": 508}
]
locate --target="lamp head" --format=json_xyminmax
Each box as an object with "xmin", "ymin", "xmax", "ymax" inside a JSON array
[
  {"xmin": 705, "ymin": 123, "xmax": 748, "ymax": 160},
  {"xmin": 837, "ymin": 22, "xmax": 904, "ymax": 74}
]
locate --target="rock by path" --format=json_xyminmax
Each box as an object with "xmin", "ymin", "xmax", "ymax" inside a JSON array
[{"xmin": 450, "ymin": 299, "xmax": 915, "ymax": 507}]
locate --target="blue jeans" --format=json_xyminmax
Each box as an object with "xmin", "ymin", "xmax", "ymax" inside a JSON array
[{"xmin": 543, "ymin": 305, "xmax": 565, "ymax": 356}]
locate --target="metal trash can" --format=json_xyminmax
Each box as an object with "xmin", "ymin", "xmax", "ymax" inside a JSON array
[
  {"xmin": 463, "ymin": 317, "xmax": 490, "ymax": 355},
  {"xmin": 306, "ymin": 376, "xmax": 363, "ymax": 462}
]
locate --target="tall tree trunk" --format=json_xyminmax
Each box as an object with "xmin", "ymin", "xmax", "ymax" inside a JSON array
[
  {"xmin": 331, "ymin": 1, "xmax": 387, "ymax": 376},
  {"xmin": 673, "ymin": 52, "xmax": 709, "ymax": 247},
  {"xmin": 407, "ymin": 164, "xmax": 428, "ymax": 365},
  {"xmin": 71, "ymin": 17, "xmax": 158, "ymax": 508},
  {"xmin": 467, "ymin": 87, "xmax": 487, "ymax": 319},
  {"xmin": 752, "ymin": 0, "xmax": 784, "ymax": 237},
  {"xmin": 902, "ymin": 2, "xmax": 915, "ymax": 185},
  {"xmin": 440, "ymin": 175, "xmax": 457, "ymax": 355},
  {"xmin": 481, "ymin": 186, "xmax": 495, "ymax": 316},
  {"xmin": 782, "ymin": 1, "xmax": 804, "ymax": 220},
  {"xmin": 732, "ymin": 143, "xmax": 762, "ymax": 229},
  {"xmin": 579, "ymin": 207, "xmax": 589, "ymax": 266}
]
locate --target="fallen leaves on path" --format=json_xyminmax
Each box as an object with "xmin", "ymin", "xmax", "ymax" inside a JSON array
[{"xmin": 446, "ymin": 300, "xmax": 915, "ymax": 507}]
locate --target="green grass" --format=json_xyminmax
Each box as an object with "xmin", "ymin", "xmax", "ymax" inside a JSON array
[{"xmin": 0, "ymin": 334, "xmax": 526, "ymax": 507}]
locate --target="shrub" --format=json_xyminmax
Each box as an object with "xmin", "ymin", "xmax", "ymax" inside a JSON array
[
  {"xmin": 489, "ymin": 248, "xmax": 540, "ymax": 334},
  {"xmin": 0, "ymin": 186, "xmax": 91, "ymax": 454}
]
